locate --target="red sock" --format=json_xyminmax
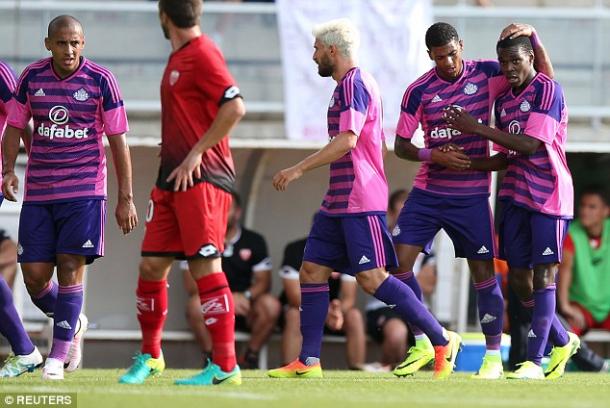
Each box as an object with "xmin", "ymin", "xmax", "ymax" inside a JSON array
[
  {"xmin": 136, "ymin": 278, "xmax": 168, "ymax": 359},
  {"xmin": 196, "ymin": 272, "xmax": 236, "ymax": 372}
]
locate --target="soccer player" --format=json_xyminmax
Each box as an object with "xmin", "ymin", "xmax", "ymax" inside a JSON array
[
  {"xmin": 392, "ymin": 22, "xmax": 554, "ymax": 379},
  {"xmin": 267, "ymin": 18, "xmax": 461, "ymax": 380},
  {"xmin": 443, "ymin": 35, "xmax": 580, "ymax": 379},
  {"xmin": 2, "ymin": 16, "xmax": 137, "ymax": 380},
  {"xmin": 119, "ymin": 0, "xmax": 245, "ymax": 386},
  {"xmin": 0, "ymin": 60, "xmax": 43, "ymax": 377}
]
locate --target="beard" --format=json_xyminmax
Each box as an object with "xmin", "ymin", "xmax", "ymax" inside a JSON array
[
  {"xmin": 161, "ymin": 22, "xmax": 169, "ymax": 39},
  {"xmin": 317, "ymin": 55, "xmax": 334, "ymax": 77}
]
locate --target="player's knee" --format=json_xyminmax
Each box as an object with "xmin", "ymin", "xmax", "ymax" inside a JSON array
[
  {"xmin": 469, "ymin": 259, "xmax": 495, "ymax": 282},
  {"xmin": 532, "ymin": 264, "xmax": 557, "ymax": 290},
  {"xmin": 139, "ymin": 258, "xmax": 165, "ymax": 281},
  {"xmin": 23, "ymin": 274, "xmax": 48, "ymax": 295},
  {"xmin": 356, "ymin": 269, "xmax": 388, "ymax": 294},
  {"xmin": 508, "ymin": 270, "xmax": 533, "ymax": 300},
  {"xmin": 299, "ymin": 262, "xmax": 329, "ymax": 283}
]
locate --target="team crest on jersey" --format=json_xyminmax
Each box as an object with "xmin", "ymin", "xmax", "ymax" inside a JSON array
[
  {"xmin": 463, "ymin": 83, "xmax": 478, "ymax": 95},
  {"xmin": 73, "ymin": 88, "xmax": 89, "ymax": 102},
  {"xmin": 239, "ymin": 248, "xmax": 252, "ymax": 262},
  {"xmin": 169, "ymin": 70, "xmax": 180, "ymax": 86},
  {"xmin": 520, "ymin": 100, "xmax": 531, "ymax": 112},
  {"xmin": 329, "ymin": 96, "xmax": 335, "ymax": 108},
  {"xmin": 508, "ymin": 120, "xmax": 521, "ymax": 135}
]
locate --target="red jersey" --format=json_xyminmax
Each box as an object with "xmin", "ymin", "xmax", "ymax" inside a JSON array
[{"xmin": 157, "ymin": 35, "xmax": 240, "ymax": 192}]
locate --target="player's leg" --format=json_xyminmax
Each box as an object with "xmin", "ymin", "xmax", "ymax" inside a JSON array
[
  {"xmin": 182, "ymin": 266, "xmax": 213, "ymax": 361},
  {"xmin": 348, "ymin": 214, "xmax": 459, "ymax": 379},
  {"xmin": 391, "ymin": 191, "xmax": 440, "ymax": 374},
  {"xmin": 40, "ymin": 254, "xmax": 86, "ymax": 380},
  {"xmin": 343, "ymin": 307, "xmax": 366, "ymax": 370},
  {"xmin": 0, "ymin": 275, "xmax": 42, "ymax": 377},
  {"xmin": 121, "ymin": 189, "xmax": 177, "ymax": 384},
  {"xmin": 174, "ymin": 183, "xmax": 241, "ymax": 385},
  {"xmin": 242, "ymin": 293, "xmax": 281, "ymax": 368}
]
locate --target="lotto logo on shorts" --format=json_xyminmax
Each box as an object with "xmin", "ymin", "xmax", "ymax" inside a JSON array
[{"xmin": 201, "ymin": 294, "xmax": 230, "ymax": 316}]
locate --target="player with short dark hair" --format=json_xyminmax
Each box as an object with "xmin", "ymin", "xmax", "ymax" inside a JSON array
[
  {"xmin": 267, "ymin": 18, "xmax": 460, "ymax": 381},
  {"xmin": 0, "ymin": 60, "xmax": 43, "ymax": 378},
  {"xmin": 444, "ymin": 34, "xmax": 579, "ymax": 380},
  {"xmin": 392, "ymin": 22, "xmax": 554, "ymax": 379},
  {"xmin": 119, "ymin": 0, "xmax": 246, "ymax": 386},
  {"xmin": 2, "ymin": 15, "xmax": 137, "ymax": 380}
]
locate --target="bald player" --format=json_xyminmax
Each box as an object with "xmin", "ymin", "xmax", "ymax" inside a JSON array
[{"xmin": 2, "ymin": 15, "xmax": 138, "ymax": 380}]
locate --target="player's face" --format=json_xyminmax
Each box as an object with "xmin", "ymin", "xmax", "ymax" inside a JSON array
[
  {"xmin": 578, "ymin": 194, "xmax": 609, "ymax": 229},
  {"xmin": 498, "ymin": 46, "xmax": 534, "ymax": 90},
  {"xmin": 45, "ymin": 26, "xmax": 84, "ymax": 77},
  {"xmin": 313, "ymin": 39, "xmax": 334, "ymax": 77},
  {"xmin": 428, "ymin": 39, "xmax": 463, "ymax": 81}
]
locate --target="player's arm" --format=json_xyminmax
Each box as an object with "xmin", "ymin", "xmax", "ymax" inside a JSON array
[
  {"xmin": 107, "ymin": 134, "xmax": 138, "ymax": 234},
  {"xmin": 500, "ymin": 23, "xmax": 554, "ymax": 79},
  {"xmin": 1, "ymin": 125, "xmax": 23, "ymax": 201},
  {"xmin": 444, "ymin": 107, "xmax": 541, "ymax": 155},
  {"xmin": 167, "ymin": 98, "xmax": 245, "ymax": 192},
  {"xmin": 249, "ymin": 268, "xmax": 272, "ymax": 300},
  {"xmin": 470, "ymin": 153, "xmax": 508, "ymax": 171},
  {"xmin": 394, "ymin": 136, "xmax": 471, "ymax": 170},
  {"xmin": 272, "ymin": 131, "xmax": 357, "ymax": 191}
]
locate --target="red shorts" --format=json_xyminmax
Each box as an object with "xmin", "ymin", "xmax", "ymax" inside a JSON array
[
  {"xmin": 570, "ymin": 302, "xmax": 610, "ymax": 336},
  {"xmin": 141, "ymin": 182, "xmax": 231, "ymax": 259}
]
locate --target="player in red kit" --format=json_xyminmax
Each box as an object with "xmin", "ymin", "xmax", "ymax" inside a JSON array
[{"xmin": 119, "ymin": 0, "xmax": 245, "ymax": 386}]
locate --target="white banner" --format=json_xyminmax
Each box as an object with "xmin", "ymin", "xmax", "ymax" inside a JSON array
[{"xmin": 277, "ymin": 0, "xmax": 432, "ymax": 142}]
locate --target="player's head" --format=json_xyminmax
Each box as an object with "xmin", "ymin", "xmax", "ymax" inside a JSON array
[
  {"xmin": 425, "ymin": 22, "xmax": 463, "ymax": 80},
  {"xmin": 227, "ymin": 192, "xmax": 243, "ymax": 231},
  {"xmin": 496, "ymin": 35, "xmax": 535, "ymax": 90},
  {"xmin": 45, "ymin": 15, "xmax": 85, "ymax": 76},
  {"xmin": 578, "ymin": 185, "xmax": 610, "ymax": 229},
  {"xmin": 387, "ymin": 189, "xmax": 409, "ymax": 230},
  {"xmin": 158, "ymin": 0, "xmax": 202, "ymax": 39},
  {"xmin": 312, "ymin": 18, "xmax": 360, "ymax": 77}
]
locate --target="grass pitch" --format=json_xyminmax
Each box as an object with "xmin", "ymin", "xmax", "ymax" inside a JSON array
[{"xmin": 1, "ymin": 370, "xmax": 609, "ymax": 408}]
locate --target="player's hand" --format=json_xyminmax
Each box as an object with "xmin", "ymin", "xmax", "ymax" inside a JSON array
[
  {"xmin": 325, "ymin": 299, "xmax": 344, "ymax": 331},
  {"xmin": 115, "ymin": 197, "xmax": 138, "ymax": 235},
  {"xmin": 272, "ymin": 165, "xmax": 303, "ymax": 192},
  {"xmin": 438, "ymin": 143, "xmax": 463, "ymax": 153},
  {"xmin": 562, "ymin": 304, "xmax": 586, "ymax": 330},
  {"xmin": 431, "ymin": 148, "xmax": 471, "ymax": 171},
  {"xmin": 166, "ymin": 151, "xmax": 203, "ymax": 192},
  {"xmin": 1, "ymin": 172, "xmax": 19, "ymax": 202},
  {"xmin": 443, "ymin": 106, "xmax": 480, "ymax": 135},
  {"xmin": 500, "ymin": 23, "xmax": 535, "ymax": 41},
  {"xmin": 233, "ymin": 293, "xmax": 251, "ymax": 315}
]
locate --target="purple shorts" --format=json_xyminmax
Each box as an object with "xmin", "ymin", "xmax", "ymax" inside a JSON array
[
  {"xmin": 498, "ymin": 199, "xmax": 569, "ymax": 268},
  {"xmin": 393, "ymin": 188, "xmax": 495, "ymax": 259},
  {"xmin": 303, "ymin": 212, "xmax": 398, "ymax": 276},
  {"xmin": 18, "ymin": 199, "xmax": 107, "ymax": 265}
]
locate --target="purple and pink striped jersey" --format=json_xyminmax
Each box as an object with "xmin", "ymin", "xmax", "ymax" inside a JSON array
[
  {"xmin": 8, "ymin": 57, "xmax": 128, "ymax": 203},
  {"xmin": 495, "ymin": 73, "xmax": 573, "ymax": 218},
  {"xmin": 0, "ymin": 60, "xmax": 17, "ymax": 182},
  {"xmin": 321, "ymin": 67, "xmax": 388, "ymax": 216},
  {"xmin": 397, "ymin": 60, "xmax": 509, "ymax": 196}
]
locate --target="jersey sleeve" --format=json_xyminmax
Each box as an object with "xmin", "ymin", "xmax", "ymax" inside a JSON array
[
  {"xmin": 7, "ymin": 69, "xmax": 32, "ymax": 130},
  {"xmin": 100, "ymin": 70, "xmax": 129, "ymax": 136},
  {"xmin": 0, "ymin": 63, "xmax": 16, "ymax": 104},
  {"xmin": 278, "ymin": 241, "xmax": 303, "ymax": 281},
  {"xmin": 197, "ymin": 43, "xmax": 241, "ymax": 106},
  {"xmin": 525, "ymin": 80, "xmax": 564, "ymax": 145},
  {"xmin": 396, "ymin": 83, "xmax": 423, "ymax": 139},
  {"xmin": 250, "ymin": 232, "xmax": 272, "ymax": 273},
  {"xmin": 338, "ymin": 75, "xmax": 370, "ymax": 137}
]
